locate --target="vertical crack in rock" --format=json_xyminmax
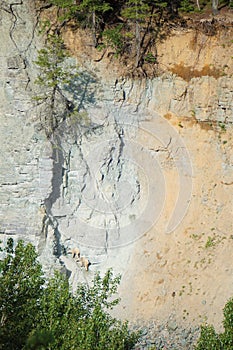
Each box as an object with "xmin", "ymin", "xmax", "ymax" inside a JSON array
[
  {"xmin": 7, "ymin": 0, "xmax": 40, "ymax": 55},
  {"xmin": 39, "ymin": 136, "xmax": 64, "ymax": 259},
  {"xmin": 114, "ymin": 122, "xmax": 125, "ymax": 181},
  {"xmin": 97, "ymin": 117, "xmax": 127, "ymax": 247},
  {"xmin": 9, "ymin": 1, "xmax": 24, "ymax": 51},
  {"xmin": 112, "ymin": 120, "xmax": 126, "ymax": 241},
  {"xmin": 7, "ymin": 1, "xmax": 32, "ymax": 90},
  {"xmin": 70, "ymin": 132, "xmax": 91, "ymax": 217},
  {"xmin": 62, "ymin": 150, "xmax": 70, "ymax": 198}
]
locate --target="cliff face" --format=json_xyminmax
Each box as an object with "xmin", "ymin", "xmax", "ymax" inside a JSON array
[
  {"xmin": 0, "ymin": 1, "xmax": 43, "ymax": 237},
  {"xmin": 0, "ymin": 1, "xmax": 233, "ymax": 330}
]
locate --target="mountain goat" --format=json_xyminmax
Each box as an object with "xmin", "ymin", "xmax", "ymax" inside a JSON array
[
  {"xmin": 68, "ymin": 247, "xmax": 80, "ymax": 259},
  {"xmin": 75, "ymin": 256, "xmax": 91, "ymax": 271}
]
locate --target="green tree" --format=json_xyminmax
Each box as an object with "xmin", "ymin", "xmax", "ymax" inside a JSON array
[
  {"xmin": 0, "ymin": 239, "xmax": 44, "ymax": 350},
  {"xmin": 26, "ymin": 329, "xmax": 55, "ymax": 350},
  {"xmin": 121, "ymin": 0, "xmax": 151, "ymax": 67},
  {"xmin": 102, "ymin": 24, "xmax": 124, "ymax": 56},
  {"xmin": 34, "ymin": 269, "xmax": 138, "ymax": 349},
  {"xmin": 0, "ymin": 239, "xmax": 139, "ymax": 350},
  {"xmin": 49, "ymin": 0, "xmax": 79, "ymax": 21},
  {"xmin": 178, "ymin": 0, "xmax": 195, "ymax": 12},
  {"xmin": 77, "ymin": 0, "xmax": 112, "ymax": 46},
  {"xmin": 34, "ymin": 271, "xmax": 78, "ymax": 349},
  {"xmin": 34, "ymin": 33, "xmax": 77, "ymax": 137}
]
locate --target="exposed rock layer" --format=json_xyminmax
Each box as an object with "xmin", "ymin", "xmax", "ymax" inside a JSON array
[{"xmin": 0, "ymin": 1, "xmax": 233, "ymax": 334}]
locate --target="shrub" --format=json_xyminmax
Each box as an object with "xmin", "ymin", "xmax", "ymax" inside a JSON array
[
  {"xmin": 102, "ymin": 24, "xmax": 124, "ymax": 55},
  {"xmin": 195, "ymin": 298, "xmax": 233, "ymax": 349}
]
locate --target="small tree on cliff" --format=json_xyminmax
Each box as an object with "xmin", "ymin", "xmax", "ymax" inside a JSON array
[
  {"xmin": 121, "ymin": 0, "xmax": 151, "ymax": 68},
  {"xmin": 34, "ymin": 33, "xmax": 77, "ymax": 137},
  {"xmin": 77, "ymin": 0, "xmax": 112, "ymax": 47}
]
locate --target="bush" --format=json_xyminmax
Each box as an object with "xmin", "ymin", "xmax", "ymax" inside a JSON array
[
  {"xmin": 102, "ymin": 25, "xmax": 124, "ymax": 56},
  {"xmin": 195, "ymin": 298, "xmax": 233, "ymax": 350},
  {"xmin": 178, "ymin": 0, "xmax": 195, "ymax": 12},
  {"xmin": 0, "ymin": 239, "xmax": 139, "ymax": 350}
]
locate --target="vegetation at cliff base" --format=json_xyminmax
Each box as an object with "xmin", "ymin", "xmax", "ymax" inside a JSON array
[
  {"xmin": 0, "ymin": 238, "xmax": 139, "ymax": 350},
  {"xmin": 195, "ymin": 297, "xmax": 233, "ymax": 349}
]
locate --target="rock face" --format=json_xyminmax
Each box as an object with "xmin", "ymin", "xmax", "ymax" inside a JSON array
[
  {"xmin": 0, "ymin": 0, "xmax": 233, "ymax": 335},
  {"xmin": 0, "ymin": 1, "xmax": 43, "ymax": 237}
]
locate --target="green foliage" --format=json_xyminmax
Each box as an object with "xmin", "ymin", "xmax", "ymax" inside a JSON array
[
  {"xmin": 0, "ymin": 239, "xmax": 139, "ymax": 350},
  {"xmin": 195, "ymin": 325, "xmax": 221, "ymax": 349},
  {"xmin": 35, "ymin": 34, "xmax": 71, "ymax": 93},
  {"xmin": 34, "ymin": 33, "xmax": 77, "ymax": 136},
  {"xmin": 49, "ymin": 0, "xmax": 78, "ymax": 22},
  {"xmin": 144, "ymin": 51, "xmax": 157, "ymax": 63},
  {"xmin": 205, "ymin": 236, "xmax": 215, "ymax": 248},
  {"xmin": 195, "ymin": 298, "xmax": 233, "ymax": 350},
  {"xmin": 121, "ymin": 0, "xmax": 152, "ymax": 67},
  {"xmin": 26, "ymin": 330, "xmax": 55, "ymax": 350},
  {"xmin": 153, "ymin": 0, "xmax": 168, "ymax": 9},
  {"xmin": 221, "ymin": 298, "xmax": 233, "ymax": 348},
  {"xmin": 0, "ymin": 239, "xmax": 44, "ymax": 350},
  {"xmin": 46, "ymin": 0, "xmax": 113, "ymax": 42},
  {"xmin": 102, "ymin": 24, "xmax": 124, "ymax": 55},
  {"xmin": 178, "ymin": 0, "xmax": 195, "ymax": 12},
  {"xmin": 77, "ymin": 0, "xmax": 112, "ymax": 15},
  {"xmin": 218, "ymin": 121, "xmax": 226, "ymax": 132},
  {"xmin": 49, "ymin": 0, "xmax": 77, "ymax": 12},
  {"xmin": 77, "ymin": 0, "xmax": 112, "ymax": 46},
  {"xmin": 38, "ymin": 19, "xmax": 51, "ymax": 35},
  {"xmin": 38, "ymin": 0, "xmax": 233, "ymax": 70},
  {"xmin": 50, "ymin": 0, "xmax": 76, "ymax": 8},
  {"xmin": 121, "ymin": 0, "xmax": 150, "ymax": 22}
]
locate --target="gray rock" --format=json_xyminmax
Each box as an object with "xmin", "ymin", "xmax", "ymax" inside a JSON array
[
  {"xmin": 7, "ymin": 55, "xmax": 26, "ymax": 70},
  {"xmin": 168, "ymin": 320, "xmax": 178, "ymax": 331}
]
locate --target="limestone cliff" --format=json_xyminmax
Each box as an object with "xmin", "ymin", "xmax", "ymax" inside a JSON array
[{"xmin": 0, "ymin": 0, "xmax": 233, "ymax": 336}]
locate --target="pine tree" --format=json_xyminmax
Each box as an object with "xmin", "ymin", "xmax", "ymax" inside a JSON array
[
  {"xmin": 49, "ymin": 0, "xmax": 79, "ymax": 21},
  {"xmin": 34, "ymin": 33, "xmax": 77, "ymax": 137},
  {"xmin": 121, "ymin": 0, "xmax": 150, "ymax": 67},
  {"xmin": 77, "ymin": 0, "xmax": 112, "ymax": 46}
]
